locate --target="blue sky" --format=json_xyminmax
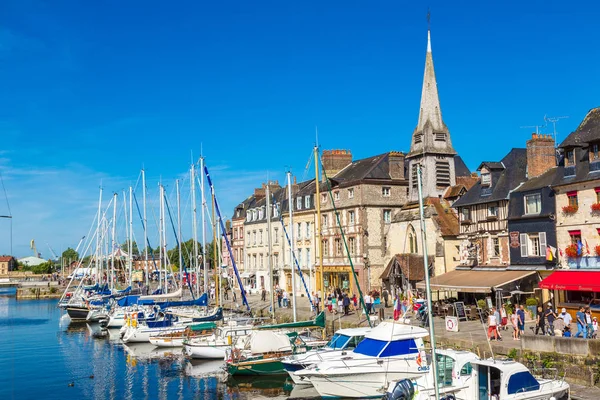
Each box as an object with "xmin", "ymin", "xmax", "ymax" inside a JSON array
[{"xmin": 0, "ymin": 1, "xmax": 598, "ymax": 258}]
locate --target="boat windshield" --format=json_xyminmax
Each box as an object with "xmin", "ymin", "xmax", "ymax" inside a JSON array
[
  {"xmin": 507, "ymin": 371, "xmax": 540, "ymax": 394},
  {"xmin": 325, "ymin": 334, "xmax": 350, "ymax": 349},
  {"xmin": 353, "ymin": 338, "xmax": 418, "ymax": 357}
]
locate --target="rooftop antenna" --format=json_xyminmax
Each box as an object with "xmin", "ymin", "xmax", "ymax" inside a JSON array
[
  {"xmin": 544, "ymin": 115, "xmax": 569, "ymax": 146},
  {"xmin": 520, "ymin": 124, "xmax": 544, "ymax": 135}
]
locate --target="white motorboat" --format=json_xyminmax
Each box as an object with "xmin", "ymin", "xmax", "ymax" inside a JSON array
[
  {"xmin": 149, "ymin": 322, "xmax": 216, "ymax": 347},
  {"xmin": 183, "ymin": 323, "xmax": 254, "ymax": 359},
  {"xmin": 282, "ymin": 326, "xmax": 371, "ymax": 385},
  {"xmin": 385, "ymin": 355, "xmax": 570, "ymax": 400},
  {"xmin": 294, "ymin": 321, "xmax": 430, "ymax": 398}
]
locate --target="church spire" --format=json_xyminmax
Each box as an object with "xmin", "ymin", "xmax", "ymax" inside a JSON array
[
  {"xmin": 416, "ymin": 28, "xmax": 444, "ymax": 134},
  {"xmin": 408, "ymin": 23, "xmax": 455, "ymax": 157}
]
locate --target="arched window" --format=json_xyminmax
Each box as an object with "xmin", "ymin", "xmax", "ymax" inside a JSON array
[{"xmin": 408, "ymin": 225, "xmax": 418, "ymax": 254}]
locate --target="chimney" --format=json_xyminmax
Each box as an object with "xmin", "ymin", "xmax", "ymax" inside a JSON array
[
  {"xmin": 388, "ymin": 151, "xmax": 405, "ymax": 180},
  {"xmin": 225, "ymin": 219, "xmax": 231, "ymax": 233},
  {"xmin": 254, "ymin": 185, "xmax": 266, "ymax": 199},
  {"xmin": 526, "ymin": 133, "xmax": 556, "ymax": 178},
  {"xmin": 321, "ymin": 150, "xmax": 352, "ymax": 181}
]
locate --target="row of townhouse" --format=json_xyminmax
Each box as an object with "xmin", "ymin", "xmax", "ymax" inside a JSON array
[{"xmin": 419, "ymin": 107, "xmax": 600, "ymax": 317}]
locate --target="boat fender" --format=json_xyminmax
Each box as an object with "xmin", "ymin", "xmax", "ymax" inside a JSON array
[
  {"xmin": 385, "ymin": 379, "xmax": 415, "ymax": 400},
  {"xmin": 227, "ymin": 335, "xmax": 232, "ymax": 345}
]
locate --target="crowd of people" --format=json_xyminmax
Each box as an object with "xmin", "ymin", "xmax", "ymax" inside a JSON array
[{"xmin": 486, "ymin": 302, "xmax": 598, "ymax": 341}]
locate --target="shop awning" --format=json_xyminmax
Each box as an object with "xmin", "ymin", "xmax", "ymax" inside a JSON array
[
  {"xmin": 539, "ymin": 270, "xmax": 600, "ymax": 292},
  {"xmin": 240, "ymin": 272, "xmax": 255, "ymax": 279},
  {"xmin": 416, "ymin": 270, "xmax": 537, "ymax": 294}
]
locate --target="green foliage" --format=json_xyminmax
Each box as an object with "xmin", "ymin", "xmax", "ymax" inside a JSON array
[
  {"xmin": 167, "ymin": 239, "xmax": 203, "ymax": 270},
  {"xmin": 477, "ymin": 299, "xmax": 487, "ymax": 309},
  {"xmin": 504, "ymin": 302, "xmax": 514, "ymax": 315},
  {"xmin": 21, "ymin": 261, "xmax": 55, "ymax": 274},
  {"xmin": 119, "ymin": 241, "xmax": 139, "ymax": 256},
  {"xmin": 61, "ymin": 247, "xmax": 79, "ymax": 262},
  {"xmin": 526, "ymin": 298, "xmax": 539, "ymax": 307},
  {"xmin": 49, "ymin": 287, "xmax": 58, "ymax": 294},
  {"xmin": 507, "ymin": 348, "xmax": 518, "ymax": 360}
]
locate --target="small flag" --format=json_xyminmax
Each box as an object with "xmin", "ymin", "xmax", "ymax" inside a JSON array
[
  {"xmin": 546, "ymin": 247, "xmax": 554, "ymax": 261},
  {"xmin": 549, "ymin": 245, "xmax": 557, "ymax": 258},
  {"xmin": 585, "ymin": 240, "xmax": 591, "ymax": 255},
  {"xmin": 559, "ymin": 247, "xmax": 564, "ymax": 257},
  {"xmin": 577, "ymin": 240, "xmax": 583, "ymax": 256}
]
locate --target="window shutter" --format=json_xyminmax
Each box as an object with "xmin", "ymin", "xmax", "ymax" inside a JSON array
[
  {"xmin": 539, "ymin": 232, "xmax": 547, "ymax": 256},
  {"xmin": 520, "ymin": 233, "xmax": 528, "ymax": 257}
]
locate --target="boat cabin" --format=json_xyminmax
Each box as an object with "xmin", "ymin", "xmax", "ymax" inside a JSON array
[
  {"xmin": 352, "ymin": 321, "xmax": 429, "ymax": 359},
  {"xmin": 324, "ymin": 327, "xmax": 371, "ymax": 351},
  {"xmin": 435, "ymin": 349, "xmax": 479, "ymax": 387}
]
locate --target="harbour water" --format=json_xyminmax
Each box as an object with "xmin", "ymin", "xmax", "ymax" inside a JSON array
[{"xmin": 0, "ymin": 288, "xmax": 302, "ymax": 400}]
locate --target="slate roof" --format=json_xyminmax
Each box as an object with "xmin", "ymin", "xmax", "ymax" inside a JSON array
[
  {"xmin": 380, "ymin": 254, "xmax": 428, "ymax": 281},
  {"xmin": 559, "ymin": 107, "xmax": 600, "ymax": 148},
  {"xmin": 477, "ymin": 161, "xmax": 505, "ymax": 171},
  {"xmin": 454, "ymin": 156, "xmax": 471, "ymax": 177},
  {"xmin": 392, "ymin": 198, "xmax": 459, "ymax": 237},
  {"xmin": 452, "ymin": 148, "xmax": 528, "ymax": 208},
  {"xmin": 330, "ymin": 153, "xmax": 391, "ymax": 182}
]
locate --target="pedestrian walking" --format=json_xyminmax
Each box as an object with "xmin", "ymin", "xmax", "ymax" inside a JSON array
[
  {"xmin": 282, "ymin": 290, "xmax": 289, "ymax": 308},
  {"xmin": 487, "ymin": 307, "xmax": 499, "ymax": 340},
  {"xmin": 364, "ymin": 292, "xmax": 373, "ymax": 315},
  {"xmin": 511, "ymin": 309, "xmax": 519, "ymax": 340},
  {"xmin": 261, "ymin": 286, "xmax": 266, "ymax": 301},
  {"xmin": 575, "ymin": 306, "xmax": 586, "ymax": 338},
  {"xmin": 535, "ymin": 306, "xmax": 545, "ymax": 335},
  {"xmin": 277, "ymin": 289, "xmax": 282, "ymax": 308},
  {"xmin": 382, "ymin": 289, "xmax": 389, "ymax": 308},
  {"xmin": 393, "ymin": 295, "xmax": 402, "ymax": 320},
  {"xmin": 545, "ymin": 304, "xmax": 557, "ymax": 336},
  {"xmin": 586, "ymin": 307, "xmax": 593, "ymax": 339},
  {"xmin": 343, "ymin": 293, "xmax": 350, "ymax": 315},
  {"xmin": 517, "ymin": 305, "xmax": 526, "ymax": 337}
]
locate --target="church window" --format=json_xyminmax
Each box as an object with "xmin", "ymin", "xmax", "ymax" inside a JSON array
[
  {"xmin": 415, "ymin": 133, "xmax": 423, "ymax": 144},
  {"xmin": 411, "ymin": 164, "xmax": 418, "ymax": 189},
  {"xmin": 435, "ymin": 132, "xmax": 446, "ymax": 141}
]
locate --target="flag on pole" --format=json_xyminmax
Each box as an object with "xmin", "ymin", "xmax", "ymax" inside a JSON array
[
  {"xmin": 585, "ymin": 239, "xmax": 591, "ymax": 255},
  {"xmin": 577, "ymin": 240, "xmax": 583, "ymax": 256}
]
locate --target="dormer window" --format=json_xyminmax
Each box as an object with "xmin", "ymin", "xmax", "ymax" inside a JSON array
[
  {"xmin": 304, "ymin": 195, "xmax": 310, "ymax": 208},
  {"xmin": 273, "ymin": 204, "xmax": 279, "ymax": 217},
  {"xmin": 565, "ymin": 149, "xmax": 575, "ymax": 166},
  {"xmin": 296, "ymin": 197, "xmax": 302, "ymax": 210},
  {"xmin": 481, "ymin": 173, "xmax": 491, "ymax": 186},
  {"xmin": 258, "ymin": 207, "xmax": 264, "ymax": 220}
]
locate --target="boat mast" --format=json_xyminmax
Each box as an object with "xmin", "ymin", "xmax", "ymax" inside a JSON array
[
  {"xmin": 217, "ymin": 218, "xmax": 223, "ymax": 306},
  {"xmin": 287, "ymin": 171, "xmax": 297, "ymax": 322},
  {"xmin": 162, "ymin": 185, "xmax": 169, "ymax": 294},
  {"xmin": 110, "ymin": 192, "xmax": 117, "ymax": 292},
  {"xmin": 191, "ymin": 162, "xmax": 200, "ymax": 298},
  {"xmin": 176, "ymin": 179, "xmax": 184, "ymax": 291},
  {"xmin": 128, "ymin": 186, "xmax": 133, "ymax": 285},
  {"xmin": 201, "ymin": 157, "xmax": 208, "ymax": 295},
  {"xmin": 416, "ymin": 164, "xmax": 440, "ymax": 399},
  {"xmin": 266, "ymin": 182, "xmax": 274, "ymax": 319},
  {"xmin": 142, "ymin": 169, "xmax": 149, "ymax": 288},
  {"xmin": 212, "ymin": 191, "xmax": 219, "ymax": 307},
  {"xmin": 314, "ymin": 145, "xmax": 323, "ymax": 299},
  {"xmin": 96, "ymin": 186, "xmax": 103, "ymax": 284},
  {"xmin": 159, "ymin": 183, "xmax": 164, "ymax": 293}
]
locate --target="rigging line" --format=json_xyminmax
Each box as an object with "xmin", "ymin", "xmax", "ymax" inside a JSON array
[
  {"xmin": 0, "ymin": 170, "xmax": 12, "ymax": 216},
  {"xmin": 272, "ymin": 198, "xmax": 314, "ymax": 308},
  {"xmin": 132, "ymin": 192, "xmax": 160, "ymax": 275},
  {"xmin": 203, "ymin": 164, "xmax": 250, "ymax": 311},
  {"xmin": 163, "ymin": 192, "xmax": 194, "ymax": 297},
  {"xmin": 301, "ymin": 149, "xmax": 314, "ymax": 183},
  {"xmin": 320, "ymin": 157, "xmax": 372, "ymax": 328}
]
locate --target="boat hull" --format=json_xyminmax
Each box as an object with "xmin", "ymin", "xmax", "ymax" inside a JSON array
[
  {"xmin": 184, "ymin": 343, "xmax": 228, "ymax": 359},
  {"xmin": 123, "ymin": 326, "xmax": 186, "ymax": 344},
  {"xmin": 149, "ymin": 336, "xmax": 184, "ymax": 347},
  {"xmin": 66, "ymin": 306, "xmax": 89, "ymax": 321},
  {"xmin": 282, "ymin": 361, "xmax": 310, "ymax": 384},
  {"xmin": 227, "ymin": 358, "xmax": 288, "ymax": 376},
  {"xmin": 307, "ymin": 371, "xmax": 426, "ymax": 399}
]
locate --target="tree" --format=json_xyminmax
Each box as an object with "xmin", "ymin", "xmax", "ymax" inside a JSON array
[
  {"xmin": 167, "ymin": 239, "xmax": 202, "ymax": 270},
  {"xmin": 61, "ymin": 247, "xmax": 79, "ymax": 262},
  {"xmin": 120, "ymin": 240, "xmax": 139, "ymax": 256}
]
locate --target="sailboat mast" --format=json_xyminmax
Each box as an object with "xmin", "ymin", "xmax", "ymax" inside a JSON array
[
  {"xmin": 162, "ymin": 185, "xmax": 168, "ymax": 293},
  {"xmin": 142, "ymin": 169, "xmax": 149, "ymax": 288},
  {"xmin": 287, "ymin": 171, "xmax": 297, "ymax": 322},
  {"xmin": 217, "ymin": 219, "xmax": 223, "ymax": 306},
  {"xmin": 266, "ymin": 182, "xmax": 274, "ymax": 319},
  {"xmin": 314, "ymin": 145, "xmax": 323, "ymax": 299},
  {"xmin": 129, "ymin": 186, "xmax": 133, "ymax": 285},
  {"xmin": 191, "ymin": 163, "xmax": 200, "ymax": 298},
  {"xmin": 212, "ymin": 191, "xmax": 219, "ymax": 307},
  {"xmin": 416, "ymin": 164, "xmax": 440, "ymax": 399},
  {"xmin": 159, "ymin": 184, "xmax": 164, "ymax": 293},
  {"xmin": 176, "ymin": 179, "xmax": 184, "ymax": 291},
  {"xmin": 96, "ymin": 186, "xmax": 103, "ymax": 284},
  {"xmin": 110, "ymin": 192, "xmax": 117, "ymax": 291},
  {"xmin": 201, "ymin": 157, "xmax": 208, "ymax": 295}
]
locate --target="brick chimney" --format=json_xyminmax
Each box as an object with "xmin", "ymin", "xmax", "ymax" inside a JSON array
[
  {"xmin": 321, "ymin": 150, "xmax": 352, "ymax": 180},
  {"xmin": 526, "ymin": 133, "xmax": 556, "ymax": 178},
  {"xmin": 388, "ymin": 151, "xmax": 405, "ymax": 180},
  {"xmin": 254, "ymin": 186, "xmax": 266, "ymax": 199}
]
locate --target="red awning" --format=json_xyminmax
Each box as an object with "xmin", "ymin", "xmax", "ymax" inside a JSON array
[{"xmin": 539, "ymin": 271, "xmax": 600, "ymax": 292}]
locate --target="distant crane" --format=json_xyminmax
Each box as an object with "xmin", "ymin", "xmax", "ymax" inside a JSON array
[
  {"xmin": 30, "ymin": 239, "xmax": 41, "ymax": 258},
  {"xmin": 46, "ymin": 243, "xmax": 59, "ymax": 261}
]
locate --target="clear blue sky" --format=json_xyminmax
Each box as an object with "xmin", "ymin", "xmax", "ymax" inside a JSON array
[{"xmin": 0, "ymin": 1, "xmax": 598, "ymax": 258}]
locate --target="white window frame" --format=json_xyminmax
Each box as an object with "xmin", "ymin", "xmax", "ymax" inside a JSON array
[
  {"xmin": 488, "ymin": 204, "xmax": 499, "ymax": 217},
  {"xmin": 348, "ymin": 210, "xmax": 355, "ymax": 225},
  {"xmin": 305, "ymin": 222, "xmax": 311, "ymax": 238},
  {"xmin": 296, "ymin": 197, "xmax": 302, "ymax": 210},
  {"xmin": 348, "ymin": 188, "xmax": 354, "ymax": 199},
  {"xmin": 383, "ymin": 209, "xmax": 392, "ymax": 224},
  {"xmin": 304, "ymin": 195, "xmax": 310, "ymax": 208},
  {"xmin": 382, "ymin": 187, "xmax": 391, "ymax": 197},
  {"xmin": 521, "ymin": 232, "xmax": 546, "ymax": 257},
  {"xmin": 297, "ymin": 222, "xmax": 302, "ymax": 239},
  {"xmin": 322, "ymin": 214, "xmax": 328, "ymax": 228},
  {"xmin": 321, "ymin": 193, "xmax": 327, "ymax": 204},
  {"xmin": 334, "ymin": 191, "xmax": 340, "ymax": 201},
  {"xmin": 524, "ymin": 193, "xmax": 542, "ymax": 215},
  {"xmin": 274, "ymin": 228, "xmax": 279, "ymax": 244},
  {"xmin": 481, "ymin": 173, "xmax": 491, "ymax": 186}
]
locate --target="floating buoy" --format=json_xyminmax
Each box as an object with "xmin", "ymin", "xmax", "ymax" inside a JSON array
[
  {"xmin": 68, "ymin": 382, "xmax": 75, "ymax": 387},
  {"xmin": 89, "ymin": 375, "xmax": 94, "ymax": 379}
]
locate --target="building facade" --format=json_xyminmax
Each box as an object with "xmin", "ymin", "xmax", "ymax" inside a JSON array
[{"xmin": 0, "ymin": 256, "xmax": 16, "ymax": 275}]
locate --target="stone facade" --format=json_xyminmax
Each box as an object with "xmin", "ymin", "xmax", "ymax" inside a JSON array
[{"xmin": 0, "ymin": 256, "xmax": 16, "ymax": 275}]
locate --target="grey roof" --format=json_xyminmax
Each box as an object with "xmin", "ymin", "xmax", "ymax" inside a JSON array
[
  {"xmin": 477, "ymin": 161, "xmax": 505, "ymax": 171},
  {"xmin": 514, "ymin": 166, "xmax": 560, "ymax": 192},
  {"xmin": 330, "ymin": 153, "xmax": 391, "ymax": 182},
  {"xmin": 452, "ymin": 148, "xmax": 528, "ymax": 208},
  {"xmin": 454, "ymin": 156, "xmax": 471, "ymax": 177},
  {"xmin": 559, "ymin": 107, "xmax": 600, "ymax": 148}
]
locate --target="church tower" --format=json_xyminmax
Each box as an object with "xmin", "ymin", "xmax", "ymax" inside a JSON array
[{"xmin": 407, "ymin": 28, "xmax": 457, "ymax": 202}]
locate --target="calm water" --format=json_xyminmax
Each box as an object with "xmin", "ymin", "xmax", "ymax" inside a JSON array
[{"xmin": 0, "ymin": 289, "xmax": 297, "ymax": 400}]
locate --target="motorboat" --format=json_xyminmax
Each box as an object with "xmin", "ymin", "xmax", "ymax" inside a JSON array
[
  {"xmin": 183, "ymin": 323, "xmax": 254, "ymax": 359},
  {"xmin": 149, "ymin": 322, "xmax": 216, "ymax": 348},
  {"xmin": 294, "ymin": 320, "xmax": 430, "ymax": 398},
  {"xmin": 282, "ymin": 326, "xmax": 371, "ymax": 385},
  {"xmin": 385, "ymin": 355, "xmax": 570, "ymax": 400}
]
